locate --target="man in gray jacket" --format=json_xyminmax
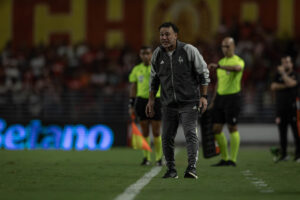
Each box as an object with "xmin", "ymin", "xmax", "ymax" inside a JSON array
[{"xmin": 146, "ymin": 22, "xmax": 210, "ymax": 179}]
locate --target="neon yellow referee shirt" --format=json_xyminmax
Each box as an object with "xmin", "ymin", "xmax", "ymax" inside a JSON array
[
  {"xmin": 129, "ymin": 63, "xmax": 160, "ymax": 98},
  {"xmin": 217, "ymin": 55, "xmax": 245, "ymax": 95}
]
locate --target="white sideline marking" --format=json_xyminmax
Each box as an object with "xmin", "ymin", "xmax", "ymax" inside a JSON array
[
  {"xmin": 114, "ymin": 150, "xmax": 180, "ymax": 200},
  {"xmin": 241, "ymin": 170, "xmax": 274, "ymax": 193},
  {"xmin": 114, "ymin": 166, "xmax": 162, "ymax": 200}
]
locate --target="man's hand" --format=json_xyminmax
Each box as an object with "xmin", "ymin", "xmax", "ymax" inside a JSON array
[
  {"xmin": 270, "ymin": 83, "xmax": 278, "ymax": 91},
  {"xmin": 208, "ymin": 63, "xmax": 218, "ymax": 70},
  {"xmin": 277, "ymin": 65, "xmax": 285, "ymax": 74},
  {"xmin": 199, "ymin": 97, "xmax": 208, "ymax": 114},
  {"xmin": 145, "ymin": 99, "xmax": 155, "ymax": 118},
  {"xmin": 275, "ymin": 117, "xmax": 280, "ymax": 124}
]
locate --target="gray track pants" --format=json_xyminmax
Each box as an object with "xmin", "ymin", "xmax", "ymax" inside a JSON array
[{"xmin": 162, "ymin": 103, "xmax": 199, "ymax": 169}]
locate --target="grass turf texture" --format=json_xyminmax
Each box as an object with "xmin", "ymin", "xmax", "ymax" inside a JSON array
[{"xmin": 0, "ymin": 148, "xmax": 299, "ymax": 200}]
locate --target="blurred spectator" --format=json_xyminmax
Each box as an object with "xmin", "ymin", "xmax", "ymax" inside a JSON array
[{"xmin": 0, "ymin": 21, "xmax": 299, "ymax": 123}]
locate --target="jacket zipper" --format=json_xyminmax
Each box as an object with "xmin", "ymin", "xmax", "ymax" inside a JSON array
[{"xmin": 169, "ymin": 54, "xmax": 177, "ymax": 102}]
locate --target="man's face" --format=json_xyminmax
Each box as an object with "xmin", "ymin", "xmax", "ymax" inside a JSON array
[
  {"xmin": 221, "ymin": 39, "xmax": 234, "ymax": 57},
  {"xmin": 281, "ymin": 56, "xmax": 293, "ymax": 72},
  {"xmin": 139, "ymin": 49, "xmax": 152, "ymax": 64},
  {"xmin": 159, "ymin": 27, "xmax": 177, "ymax": 50}
]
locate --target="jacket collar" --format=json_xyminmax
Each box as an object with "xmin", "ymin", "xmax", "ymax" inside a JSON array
[{"xmin": 160, "ymin": 40, "xmax": 184, "ymax": 53}]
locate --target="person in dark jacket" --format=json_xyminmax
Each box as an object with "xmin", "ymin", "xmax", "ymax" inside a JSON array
[
  {"xmin": 146, "ymin": 22, "xmax": 210, "ymax": 179},
  {"xmin": 270, "ymin": 55, "xmax": 300, "ymax": 163}
]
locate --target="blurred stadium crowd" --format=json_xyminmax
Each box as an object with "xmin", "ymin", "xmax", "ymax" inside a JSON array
[{"xmin": 0, "ymin": 21, "xmax": 299, "ymax": 123}]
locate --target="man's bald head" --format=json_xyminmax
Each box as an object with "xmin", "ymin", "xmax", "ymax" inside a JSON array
[
  {"xmin": 221, "ymin": 37, "xmax": 235, "ymax": 57},
  {"xmin": 223, "ymin": 37, "xmax": 235, "ymax": 45}
]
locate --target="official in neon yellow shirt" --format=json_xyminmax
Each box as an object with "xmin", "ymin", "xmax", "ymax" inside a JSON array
[
  {"xmin": 208, "ymin": 37, "xmax": 245, "ymax": 167},
  {"xmin": 128, "ymin": 46, "xmax": 162, "ymax": 166}
]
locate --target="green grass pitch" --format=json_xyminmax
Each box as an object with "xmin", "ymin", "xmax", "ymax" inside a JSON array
[{"xmin": 0, "ymin": 147, "xmax": 299, "ymax": 200}]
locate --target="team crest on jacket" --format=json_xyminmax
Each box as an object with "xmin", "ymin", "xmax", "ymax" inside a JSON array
[
  {"xmin": 178, "ymin": 56, "xmax": 183, "ymax": 64},
  {"xmin": 160, "ymin": 60, "xmax": 164, "ymax": 65}
]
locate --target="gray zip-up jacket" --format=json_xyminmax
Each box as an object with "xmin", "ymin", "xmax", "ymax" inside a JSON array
[{"xmin": 150, "ymin": 40, "xmax": 210, "ymax": 106}]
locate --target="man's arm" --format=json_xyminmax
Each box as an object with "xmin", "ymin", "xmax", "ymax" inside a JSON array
[
  {"xmin": 129, "ymin": 82, "xmax": 137, "ymax": 98},
  {"xmin": 280, "ymin": 71, "xmax": 297, "ymax": 88},
  {"xmin": 129, "ymin": 82, "xmax": 137, "ymax": 117},
  {"xmin": 149, "ymin": 47, "xmax": 160, "ymax": 94},
  {"xmin": 208, "ymin": 82, "xmax": 217, "ymax": 110},
  {"xmin": 146, "ymin": 48, "xmax": 160, "ymax": 117},
  {"xmin": 128, "ymin": 65, "xmax": 138, "ymax": 117},
  {"xmin": 183, "ymin": 44, "xmax": 210, "ymax": 113},
  {"xmin": 146, "ymin": 91, "xmax": 156, "ymax": 118},
  {"xmin": 218, "ymin": 65, "xmax": 242, "ymax": 71},
  {"xmin": 200, "ymin": 84, "xmax": 208, "ymax": 96},
  {"xmin": 149, "ymin": 66, "xmax": 160, "ymax": 96},
  {"xmin": 271, "ymin": 66, "xmax": 297, "ymax": 91},
  {"xmin": 208, "ymin": 63, "xmax": 242, "ymax": 72},
  {"xmin": 199, "ymin": 84, "xmax": 208, "ymax": 114},
  {"xmin": 270, "ymin": 82, "xmax": 286, "ymax": 91},
  {"xmin": 183, "ymin": 44, "xmax": 210, "ymax": 85}
]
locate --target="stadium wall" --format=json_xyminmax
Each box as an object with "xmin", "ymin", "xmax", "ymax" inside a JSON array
[
  {"xmin": 0, "ymin": 0, "xmax": 299, "ymax": 50},
  {"xmin": 141, "ymin": 124, "xmax": 296, "ymax": 145}
]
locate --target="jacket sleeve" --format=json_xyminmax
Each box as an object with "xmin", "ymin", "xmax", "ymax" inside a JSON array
[
  {"xmin": 149, "ymin": 47, "xmax": 160, "ymax": 94},
  {"xmin": 183, "ymin": 44, "xmax": 210, "ymax": 85}
]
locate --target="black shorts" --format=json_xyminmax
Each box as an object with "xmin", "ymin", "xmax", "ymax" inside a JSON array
[
  {"xmin": 212, "ymin": 93, "xmax": 241, "ymax": 125},
  {"xmin": 135, "ymin": 97, "xmax": 162, "ymax": 121}
]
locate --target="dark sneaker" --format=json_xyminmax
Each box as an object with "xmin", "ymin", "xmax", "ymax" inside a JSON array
[
  {"xmin": 184, "ymin": 166, "xmax": 198, "ymax": 179},
  {"xmin": 162, "ymin": 169, "xmax": 178, "ymax": 179},
  {"xmin": 227, "ymin": 160, "xmax": 236, "ymax": 167},
  {"xmin": 156, "ymin": 159, "xmax": 163, "ymax": 166},
  {"xmin": 211, "ymin": 159, "xmax": 228, "ymax": 167},
  {"xmin": 140, "ymin": 158, "xmax": 151, "ymax": 166},
  {"xmin": 274, "ymin": 155, "xmax": 289, "ymax": 163}
]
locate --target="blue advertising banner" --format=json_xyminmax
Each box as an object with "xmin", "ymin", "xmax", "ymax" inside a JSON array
[{"xmin": 0, "ymin": 119, "xmax": 114, "ymax": 150}]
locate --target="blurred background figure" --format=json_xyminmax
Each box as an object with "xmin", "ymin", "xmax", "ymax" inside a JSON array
[
  {"xmin": 128, "ymin": 46, "xmax": 163, "ymax": 166},
  {"xmin": 208, "ymin": 37, "xmax": 245, "ymax": 167},
  {"xmin": 270, "ymin": 56, "xmax": 300, "ymax": 163}
]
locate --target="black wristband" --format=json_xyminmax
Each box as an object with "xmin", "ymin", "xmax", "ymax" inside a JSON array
[
  {"xmin": 129, "ymin": 97, "xmax": 136, "ymax": 108},
  {"xmin": 201, "ymin": 95, "xmax": 208, "ymax": 99}
]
